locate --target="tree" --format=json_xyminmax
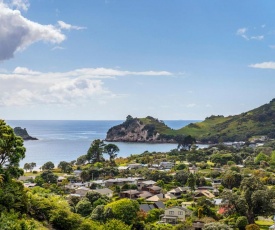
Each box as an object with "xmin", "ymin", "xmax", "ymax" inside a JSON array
[
  {"xmin": 103, "ymin": 219, "xmax": 131, "ymax": 230},
  {"xmin": 24, "ymin": 163, "xmax": 31, "ymax": 172},
  {"xmin": 75, "ymin": 198, "xmax": 92, "ymax": 217},
  {"xmin": 42, "ymin": 161, "xmax": 55, "ymax": 171},
  {"xmin": 175, "ymin": 135, "xmax": 196, "ymax": 151},
  {"xmin": 104, "ymin": 198, "xmax": 140, "ymax": 225},
  {"xmin": 221, "ymin": 170, "xmax": 242, "ymax": 189},
  {"xmin": 222, "ymin": 176, "xmax": 275, "ymax": 224},
  {"xmin": 0, "ymin": 120, "xmax": 26, "ymax": 179},
  {"xmin": 254, "ymin": 152, "xmax": 269, "ymax": 164},
  {"xmin": 174, "ymin": 170, "xmax": 189, "ymax": 185},
  {"xmin": 104, "ymin": 143, "xmax": 120, "ymax": 165},
  {"xmin": 86, "ymin": 139, "xmax": 105, "ymax": 163},
  {"xmin": 30, "ymin": 162, "xmax": 36, "ymax": 171},
  {"xmin": 80, "ymin": 170, "xmax": 90, "ymax": 182},
  {"xmin": 35, "ymin": 170, "xmax": 58, "ymax": 185},
  {"xmin": 58, "ymin": 161, "xmax": 73, "ymax": 173},
  {"xmin": 76, "ymin": 155, "xmax": 87, "ymax": 165},
  {"xmin": 186, "ymin": 173, "xmax": 196, "ymax": 192},
  {"xmin": 236, "ymin": 216, "xmax": 248, "ymax": 230}
]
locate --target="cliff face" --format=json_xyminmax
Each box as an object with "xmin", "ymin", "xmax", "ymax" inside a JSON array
[
  {"xmin": 105, "ymin": 116, "xmax": 175, "ymax": 143},
  {"xmin": 14, "ymin": 127, "xmax": 38, "ymax": 140}
]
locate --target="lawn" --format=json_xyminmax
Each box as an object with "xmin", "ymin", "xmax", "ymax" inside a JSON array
[{"xmin": 255, "ymin": 220, "xmax": 273, "ymax": 230}]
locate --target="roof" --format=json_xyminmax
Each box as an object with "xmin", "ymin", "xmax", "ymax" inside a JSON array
[
  {"xmin": 194, "ymin": 190, "xmax": 215, "ymax": 199},
  {"xmin": 149, "ymin": 185, "xmax": 162, "ymax": 191},
  {"xmin": 165, "ymin": 206, "xmax": 188, "ymax": 211},
  {"xmin": 138, "ymin": 191, "xmax": 153, "ymax": 198},
  {"xmin": 120, "ymin": 190, "xmax": 140, "ymax": 195},
  {"xmin": 154, "ymin": 201, "xmax": 165, "ymax": 209},
  {"xmin": 146, "ymin": 193, "xmax": 176, "ymax": 202},
  {"xmin": 140, "ymin": 180, "xmax": 156, "ymax": 185},
  {"xmin": 92, "ymin": 188, "xmax": 113, "ymax": 195},
  {"xmin": 140, "ymin": 204, "xmax": 153, "ymax": 212}
]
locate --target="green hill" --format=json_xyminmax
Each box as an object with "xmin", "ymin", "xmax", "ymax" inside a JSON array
[
  {"xmin": 179, "ymin": 98, "xmax": 275, "ymax": 143},
  {"xmin": 106, "ymin": 99, "xmax": 275, "ymax": 143}
]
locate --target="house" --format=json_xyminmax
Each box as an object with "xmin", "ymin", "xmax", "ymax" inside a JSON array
[
  {"xmin": 137, "ymin": 180, "xmax": 157, "ymax": 191},
  {"xmin": 146, "ymin": 193, "xmax": 176, "ymax": 202},
  {"xmin": 160, "ymin": 206, "xmax": 191, "ymax": 224},
  {"xmin": 105, "ymin": 177, "xmax": 138, "ymax": 187},
  {"xmin": 117, "ymin": 166, "xmax": 129, "ymax": 171},
  {"xmin": 189, "ymin": 165, "xmax": 198, "ymax": 174},
  {"xmin": 159, "ymin": 162, "xmax": 174, "ymax": 169},
  {"xmin": 91, "ymin": 188, "xmax": 113, "ymax": 198},
  {"xmin": 147, "ymin": 185, "xmax": 162, "ymax": 194},
  {"xmin": 128, "ymin": 163, "xmax": 143, "ymax": 169},
  {"xmin": 138, "ymin": 191, "xmax": 153, "ymax": 199},
  {"xmin": 120, "ymin": 190, "xmax": 140, "ymax": 199},
  {"xmin": 57, "ymin": 176, "xmax": 66, "ymax": 183},
  {"xmin": 167, "ymin": 187, "xmax": 188, "ymax": 198},
  {"xmin": 194, "ymin": 190, "xmax": 215, "ymax": 199},
  {"xmin": 75, "ymin": 187, "xmax": 91, "ymax": 196}
]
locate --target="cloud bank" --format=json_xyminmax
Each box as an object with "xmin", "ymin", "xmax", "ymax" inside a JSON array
[
  {"xmin": 0, "ymin": 1, "xmax": 86, "ymax": 61},
  {"xmin": 0, "ymin": 67, "xmax": 172, "ymax": 106}
]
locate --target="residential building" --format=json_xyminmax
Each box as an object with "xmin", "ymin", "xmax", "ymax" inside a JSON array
[{"xmin": 160, "ymin": 206, "xmax": 191, "ymax": 224}]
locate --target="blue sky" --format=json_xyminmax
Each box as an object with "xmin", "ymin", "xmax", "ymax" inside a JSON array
[{"xmin": 1, "ymin": 0, "xmax": 275, "ymax": 120}]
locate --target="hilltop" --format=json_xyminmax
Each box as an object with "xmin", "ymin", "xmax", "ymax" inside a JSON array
[{"xmin": 106, "ymin": 98, "xmax": 275, "ymax": 143}]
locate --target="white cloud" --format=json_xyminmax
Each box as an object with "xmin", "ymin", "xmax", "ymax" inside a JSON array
[
  {"xmin": 0, "ymin": 67, "xmax": 173, "ymax": 106},
  {"xmin": 251, "ymin": 35, "xmax": 264, "ymax": 40},
  {"xmin": 236, "ymin": 28, "xmax": 248, "ymax": 40},
  {"xmin": 0, "ymin": 2, "xmax": 66, "ymax": 61},
  {"xmin": 236, "ymin": 27, "xmax": 264, "ymax": 41},
  {"xmin": 249, "ymin": 62, "xmax": 275, "ymax": 69},
  {"xmin": 57, "ymin": 21, "xmax": 86, "ymax": 30}
]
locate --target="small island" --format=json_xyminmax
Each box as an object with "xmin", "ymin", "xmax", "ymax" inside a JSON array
[{"xmin": 14, "ymin": 127, "xmax": 38, "ymax": 140}]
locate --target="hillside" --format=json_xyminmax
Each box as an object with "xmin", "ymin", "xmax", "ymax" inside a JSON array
[{"xmin": 106, "ymin": 99, "xmax": 275, "ymax": 143}]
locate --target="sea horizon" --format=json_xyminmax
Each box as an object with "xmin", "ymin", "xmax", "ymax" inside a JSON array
[{"xmin": 6, "ymin": 120, "xmax": 203, "ymax": 169}]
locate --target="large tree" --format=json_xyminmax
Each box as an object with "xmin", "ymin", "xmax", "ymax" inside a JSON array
[
  {"xmin": 0, "ymin": 120, "xmax": 25, "ymax": 179},
  {"xmin": 104, "ymin": 144, "xmax": 120, "ymax": 165},
  {"xmin": 222, "ymin": 176, "xmax": 275, "ymax": 224},
  {"xmin": 86, "ymin": 139, "xmax": 105, "ymax": 163},
  {"xmin": 42, "ymin": 161, "xmax": 55, "ymax": 171},
  {"xmin": 175, "ymin": 135, "xmax": 196, "ymax": 151}
]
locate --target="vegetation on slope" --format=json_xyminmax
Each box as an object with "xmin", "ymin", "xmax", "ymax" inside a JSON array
[{"xmin": 107, "ymin": 98, "xmax": 275, "ymax": 143}]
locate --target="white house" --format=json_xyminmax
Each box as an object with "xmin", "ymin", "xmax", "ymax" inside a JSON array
[{"xmin": 160, "ymin": 206, "xmax": 191, "ymax": 224}]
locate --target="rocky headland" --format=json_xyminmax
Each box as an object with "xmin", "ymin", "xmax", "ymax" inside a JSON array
[
  {"xmin": 105, "ymin": 115, "xmax": 176, "ymax": 143},
  {"xmin": 14, "ymin": 127, "xmax": 38, "ymax": 140}
]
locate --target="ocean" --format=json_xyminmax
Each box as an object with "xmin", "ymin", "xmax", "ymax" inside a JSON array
[{"xmin": 6, "ymin": 120, "xmax": 201, "ymax": 168}]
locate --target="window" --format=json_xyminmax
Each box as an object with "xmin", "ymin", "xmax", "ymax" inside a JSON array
[
  {"xmin": 169, "ymin": 211, "xmax": 174, "ymax": 215},
  {"xmin": 178, "ymin": 211, "xmax": 183, "ymax": 215}
]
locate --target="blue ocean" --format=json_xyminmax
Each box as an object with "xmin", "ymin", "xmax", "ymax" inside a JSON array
[{"xmin": 6, "ymin": 120, "xmax": 201, "ymax": 168}]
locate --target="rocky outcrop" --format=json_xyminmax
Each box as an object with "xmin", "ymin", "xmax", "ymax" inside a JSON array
[
  {"xmin": 105, "ymin": 116, "xmax": 175, "ymax": 143},
  {"xmin": 14, "ymin": 127, "xmax": 38, "ymax": 140}
]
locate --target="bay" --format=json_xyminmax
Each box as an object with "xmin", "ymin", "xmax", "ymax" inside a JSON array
[{"xmin": 6, "ymin": 120, "xmax": 201, "ymax": 168}]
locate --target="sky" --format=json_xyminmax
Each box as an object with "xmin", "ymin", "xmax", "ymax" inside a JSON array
[{"xmin": 1, "ymin": 0, "xmax": 275, "ymax": 120}]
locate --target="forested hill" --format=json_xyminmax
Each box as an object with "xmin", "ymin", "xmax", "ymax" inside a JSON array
[{"xmin": 106, "ymin": 99, "xmax": 275, "ymax": 143}]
